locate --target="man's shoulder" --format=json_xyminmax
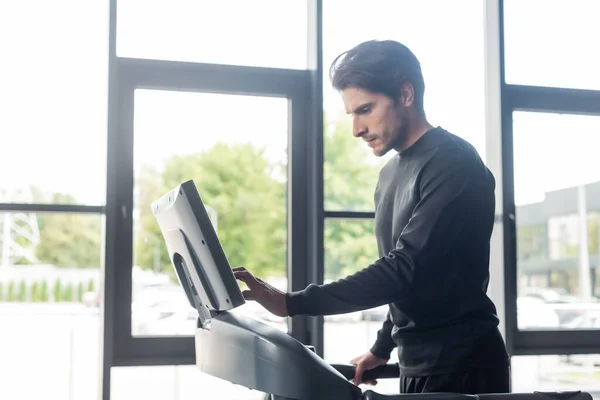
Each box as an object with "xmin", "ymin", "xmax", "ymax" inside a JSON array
[
  {"xmin": 429, "ymin": 129, "xmax": 486, "ymax": 170},
  {"xmin": 433, "ymin": 128, "xmax": 481, "ymax": 159},
  {"xmin": 423, "ymin": 128, "xmax": 494, "ymax": 188},
  {"xmin": 377, "ymin": 128, "xmax": 487, "ymax": 179}
]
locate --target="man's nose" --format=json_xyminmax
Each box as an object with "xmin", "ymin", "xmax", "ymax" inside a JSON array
[{"xmin": 353, "ymin": 117, "xmax": 367, "ymax": 137}]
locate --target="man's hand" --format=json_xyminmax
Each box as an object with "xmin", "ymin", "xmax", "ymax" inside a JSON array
[
  {"xmin": 350, "ymin": 351, "xmax": 389, "ymax": 386},
  {"xmin": 233, "ymin": 266, "xmax": 288, "ymax": 317}
]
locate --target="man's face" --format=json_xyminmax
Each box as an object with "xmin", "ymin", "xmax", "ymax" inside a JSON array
[{"xmin": 341, "ymin": 87, "xmax": 408, "ymax": 157}]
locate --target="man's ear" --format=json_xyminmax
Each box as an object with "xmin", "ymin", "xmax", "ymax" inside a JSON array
[{"xmin": 397, "ymin": 82, "xmax": 415, "ymax": 107}]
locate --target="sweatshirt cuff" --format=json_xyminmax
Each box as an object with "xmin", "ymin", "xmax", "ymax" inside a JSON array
[
  {"xmin": 370, "ymin": 341, "xmax": 394, "ymax": 360},
  {"xmin": 285, "ymin": 290, "xmax": 307, "ymax": 317}
]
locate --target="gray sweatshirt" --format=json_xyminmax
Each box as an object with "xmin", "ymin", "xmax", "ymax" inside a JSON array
[{"xmin": 286, "ymin": 127, "xmax": 508, "ymax": 376}]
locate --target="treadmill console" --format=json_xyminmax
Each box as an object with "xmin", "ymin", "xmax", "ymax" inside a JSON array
[{"xmin": 151, "ymin": 179, "xmax": 245, "ymax": 328}]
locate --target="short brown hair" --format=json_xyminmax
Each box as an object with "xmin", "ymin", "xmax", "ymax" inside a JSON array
[{"xmin": 329, "ymin": 40, "xmax": 425, "ymax": 114}]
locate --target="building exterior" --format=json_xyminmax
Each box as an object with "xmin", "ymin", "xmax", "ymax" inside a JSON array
[{"xmin": 518, "ymin": 181, "xmax": 600, "ymax": 299}]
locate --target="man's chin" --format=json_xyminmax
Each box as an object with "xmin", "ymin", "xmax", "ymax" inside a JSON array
[{"xmin": 372, "ymin": 146, "xmax": 391, "ymax": 157}]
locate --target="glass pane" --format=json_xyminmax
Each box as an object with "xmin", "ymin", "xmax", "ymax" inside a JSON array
[
  {"xmin": 0, "ymin": 212, "xmax": 103, "ymax": 399},
  {"xmin": 514, "ymin": 112, "xmax": 600, "ymax": 330},
  {"xmin": 116, "ymin": 0, "xmax": 307, "ymax": 70},
  {"xmin": 512, "ymin": 355, "xmax": 600, "ymax": 395},
  {"xmin": 323, "ymin": 0, "xmax": 487, "ymax": 212},
  {"xmin": 322, "ymin": 218, "xmax": 399, "ymax": 394},
  {"xmin": 0, "ymin": 1, "xmax": 108, "ymax": 205},
  {"xmin": 131, "ymin": 90, "xmax": 288, "ymax": 336},
  {"xmin": 111, "ymin": 365, "xmax": 266, "ymax": 400},
  {"xmin": 504, "ymin": 0, "xmax": 600, "ymax": 90}
]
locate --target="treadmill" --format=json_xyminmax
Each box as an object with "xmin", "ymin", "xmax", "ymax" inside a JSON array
[{"xmin": 151, "ymin": 180, "xmax": 591, "ymax": 400}]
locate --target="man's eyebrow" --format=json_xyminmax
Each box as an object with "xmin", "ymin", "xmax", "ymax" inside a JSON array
[{"xmin": 351, "ymin": 102, "xmax": 374, "ymax": 114}]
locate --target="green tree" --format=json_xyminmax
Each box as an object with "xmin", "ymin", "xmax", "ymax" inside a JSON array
[
  {"xmin": 135, "ymin": 142, "xmax": 287, "ymax": 279},
  {"xmin": 8, "ymin": 281, "xmax": 16, "ymax": 302},
  {"xmin": 77, "ymin": 282, "xmax": 84, "ymax": 302},
  {"xmin": 35, "ymin": 193, "xmax": 102, "ymax": 268},
  {"xmin": 53, "ymin": 280, "xmax": 61, "ymax": 302},
  {"xmin": 31, "ymin": 281, "xmax": 40, "ymax": 302},
  {"xmin": 62, "ymin": 282, "xmax": 74, "ymax": 302},
  {"xmin": 40, "ymin": 281, "xmax": 49, "ymax": 302},
  {"xmin": 18, "ymin": 280, "xmax": 26, "ymax": 302}
]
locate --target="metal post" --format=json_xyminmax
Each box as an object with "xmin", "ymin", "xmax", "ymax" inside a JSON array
[
  {"xmin": 578, "ymin": 184, "xmax": 591, "ymax": 301},
  {"xmin": 483, "ymin": 0, "xmax": 506, "ymax": 340}
]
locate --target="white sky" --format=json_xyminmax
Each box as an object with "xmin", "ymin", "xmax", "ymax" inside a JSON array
[{"xmin": 1, "ymin": 0, "xmax": 600, "ymax": 207}]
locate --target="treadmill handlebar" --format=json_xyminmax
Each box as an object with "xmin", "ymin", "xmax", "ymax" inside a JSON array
[{"xmin": 331, "ymin": 363, "xmax": 400, "ymax": 382}]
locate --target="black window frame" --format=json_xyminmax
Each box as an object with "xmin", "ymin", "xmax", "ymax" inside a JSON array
[
  {"xmin": 107, "ymin": 58, "xmax": 315, "ymax": 366},
  {"xmin": 498, "ymin": 0, "xmax": 600, "ymax": 356}
]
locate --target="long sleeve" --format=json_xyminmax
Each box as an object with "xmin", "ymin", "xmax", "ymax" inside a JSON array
[
  {"xmin": 285, "ymin": 146, "xmax": 494, "ymax": 317},
  {"xmin": 369, "ymin": 311, "xmax": 396, "ymax": 359}
]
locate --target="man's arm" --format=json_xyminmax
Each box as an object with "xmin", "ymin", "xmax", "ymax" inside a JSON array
[
  {"xmin": 286, "ymin": 147, "xmax": 494, "ymax": 317},
  {"xmin": 369, "ymin": 311, "xmax": 396, "ymax": 359}
]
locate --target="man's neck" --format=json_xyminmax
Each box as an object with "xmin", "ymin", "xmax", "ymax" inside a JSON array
[{"xmin": 397, "ymin": 118, "xmax": 434, "ymax": 152}]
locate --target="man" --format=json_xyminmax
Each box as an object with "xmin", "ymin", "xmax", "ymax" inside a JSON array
[{"xmin": 234, "ymin": 40, "xmax": 510, "ymax": 394}]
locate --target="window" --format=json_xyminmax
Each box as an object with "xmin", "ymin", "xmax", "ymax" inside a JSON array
[
  {"xmin": 513, "ymin": 112, "xmax": 600, "ymax": 331},
  {"xmin": 322, "ymin": 0, "xmax": 487, "ymax": 212},
  {"xmin": 131, "ymin": 90, "xmax": 289, "ymax": 337},
  {"xmin": 0, "ymin": 2, "xmax": 107, "ymax": 399},
  {"xmin": 0, "ymin": 0, "xmax": 108, "ymax": 205},
  {"xmin": 0, "ymin": 212, "xmax": 104, "ymax": 399},
  {"xmin": 116, "ymin": 0, "xmax": 308, "ymax": 70},
  {"xmin": 503, "ymin": 0, "xmax": 600, "ymax": 90},
  {"xmin": 512, "ymin": 354, "xmax": 600, "ymax": 393}
]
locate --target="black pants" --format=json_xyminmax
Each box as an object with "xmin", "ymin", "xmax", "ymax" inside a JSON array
[{"xmin": 400, "ymin": 367, "xmax": 510, "ymax": 394}]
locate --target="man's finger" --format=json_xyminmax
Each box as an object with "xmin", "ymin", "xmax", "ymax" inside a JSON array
[
  {"xmin": 234, "ymin": 270, "xmax": 249, "ymax": 279},
  {"xmin": 232, "ymin": 266, "xmax": 247, "ymax": 272},
  {"xmin": 353, "ymin": 364, "xmax": 365, "ymax": 386},
  {"xmin": 234, "ymin": 270, "xmax": 256, "ymax": 284},
  {"xmin": 242, "ymin": 290, "xmax": 255, "ymax": 300}
]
